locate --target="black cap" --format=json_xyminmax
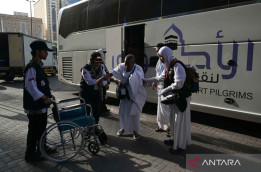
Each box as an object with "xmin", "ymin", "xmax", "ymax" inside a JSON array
[
  {"xmin": 30, "ymin": 40, "xmax": 53, "ymax": 52},
  {"xmin": 91, "ymin": 52, "xmax": 103, "ymax": 63}
]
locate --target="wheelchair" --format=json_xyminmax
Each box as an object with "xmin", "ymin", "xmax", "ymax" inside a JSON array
[{"xmin": 39, "ymin": 96, "xmax": 107, "ymax": 162}]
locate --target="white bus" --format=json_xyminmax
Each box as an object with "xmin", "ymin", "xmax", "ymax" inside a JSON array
[{"xmin": 57, "ymin": 0, "xmax": 261, "ymax": 123}]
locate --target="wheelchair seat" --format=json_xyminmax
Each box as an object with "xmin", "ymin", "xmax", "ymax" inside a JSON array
[{"xmin": 58, "ymin": 106, "xmax": 94, "ymax": 131}]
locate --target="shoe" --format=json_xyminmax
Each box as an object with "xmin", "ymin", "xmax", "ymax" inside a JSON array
[
  {"xmin": 25, "ymin": 152, "xmax": 44, "ymax": 162},
  {"xmin": 164, "ymin": 139, "xmax": 174, "ymax": 146},
  {"xmin": 155, "ymin": 127, "xmax": 165, "ymax": 132},
  {"xmin": 116, "ymin": 129, "xmax": 125, "ymax": 136},
  {"xmin": 133, "ymin": 134, "xmax": 141, "ymax": 140},
  {"xmin": 168, "ymin": 147, "xmax": 183, "ymax": 154}
]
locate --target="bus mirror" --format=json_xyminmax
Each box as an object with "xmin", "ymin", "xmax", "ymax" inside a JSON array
[{"xmin": 227, "ymin": 60, "xmax": 236, "ymax": 66}]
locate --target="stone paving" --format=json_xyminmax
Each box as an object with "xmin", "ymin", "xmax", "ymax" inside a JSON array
[{"xmin": 0, "ymin": 77, "xmax": 260, "ymax": 172}]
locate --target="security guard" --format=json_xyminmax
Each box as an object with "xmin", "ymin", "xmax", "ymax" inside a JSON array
[
  {"xmin": 80, "ymin": 52, "xmax": 105, "ymax": 123},
  {"xmin": 23, "ymin": 40, "xmax": 54, "ymax": 162}
]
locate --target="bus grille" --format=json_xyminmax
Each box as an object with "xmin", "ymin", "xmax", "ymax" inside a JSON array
[{"xmin": 62, "ymin": 57, "xmax": 73, "ymax": 81}]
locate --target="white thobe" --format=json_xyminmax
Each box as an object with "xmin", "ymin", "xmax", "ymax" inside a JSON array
[
  {"xmin": 169, "ymin": 63, "xmax": 191, "ymax": 150},
  {"xmin": 170, "ymin": 97, "xmax": 191, "ymax": 150},
  {"xmin": 111, "ymin": 63, "xmax": 146, "ymax": 133},
  {"xmin": 144, "ymin": 62, "xmax": 191, "ymax": 149},
  {"xmin": 155, "ymin": 60, "xmax": 170, "ymax": 130}
]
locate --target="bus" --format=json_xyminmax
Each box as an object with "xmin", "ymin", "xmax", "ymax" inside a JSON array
[{"xmin": 57, "ymin": 0, "xmax": 261, "ymax": 123}]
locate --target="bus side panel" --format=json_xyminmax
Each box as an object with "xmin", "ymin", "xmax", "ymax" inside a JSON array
[
  {"xmin": 144, "ymin": 3, "xmax": 261, "ymax": 46},
  {"xmin": 72, "ymin": 51, "xmax": 89, "ymax": 84},
  {"xmin": 188, "ymin": 42, "xmax": 261, "ymax": 121},
  {"xmin": 105, "ymin": 27, "xmax": 122, "ymax": 97},
  {"xmin": 8, "ymin": 34, "xmax": 23, "ymax": 67},
  {"xmin": 58, "ymin": 30, "xmax": 106, "ymax": 52},
  {"xmin": 58, "ymin": 52, "xmax": 74, "ymax": 85},
  {"xmin": 144, "ymin": 47, "xmax": 158, "ymax": 103}
]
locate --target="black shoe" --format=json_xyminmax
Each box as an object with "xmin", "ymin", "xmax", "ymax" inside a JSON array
[
  {"xmin": 25, "ymin": 152, "xmax": 44, "ymax": 162},
  {"xmin": 164, "ymin": 139, "xmax": 174, "ymax": 146},
  {"xmin": 169, "ymin": 147, "xmax": 183, "ymax": 154}
]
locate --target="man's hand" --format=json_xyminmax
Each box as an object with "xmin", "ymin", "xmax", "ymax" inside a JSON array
[
  {"xmin": 42, "ymin": 95, "xmax": 52, "ymax": 105},
  {"xmin": 95, "ymin": 77, "xmax": 104, "ymax": 85},
  {"xmin": 160, "ymin": 86, "xmax": 173, "ymax": 96},
  {"xmin": 152, "ymin": 82, "xmax": 157, "ymax": 90},
  {"xmin": 114, "ymin": 79, "xmax": 120, "ymax": 85},
  {"xmin": 105, "ymin": 84, "xmax": 109, "ymax": 90}
]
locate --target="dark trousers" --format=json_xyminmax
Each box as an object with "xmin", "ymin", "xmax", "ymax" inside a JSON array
[
  {"xmin": 101, "ymin": 87, "xmax": 108, "ymax": 113},
  {"xmin": 26, "ymin": 112, "xmax": 47, "ymax": 155},
  {"xmin": 80, "ymin": 89, "xmax": 100, "ymax": 124}
]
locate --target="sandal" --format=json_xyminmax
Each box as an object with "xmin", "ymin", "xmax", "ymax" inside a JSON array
[
  {"xmin": 133, "ymin": 134, "xmax": 141, "ymax": 140},
  {"xmin": 155, "ymin": 127, "xmax": 165, "ymax": 132},
  {"xmin": 116, "ymin": 129, "xmax": 125, "ymax": 136}
]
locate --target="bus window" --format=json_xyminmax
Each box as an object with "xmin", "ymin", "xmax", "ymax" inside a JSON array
[
  {"xmin": 88, "ymin": 0, "xmax": 118, "ymax": 30},
  {"xmin": 59, "ymin": 1, "xmax": 88, "ymax": 38},
  {"xmin": 162, "ymin": 0, "xmax": 229, "ymax": 16},
  {"xmin": 191, "ymin": 0, "xmax": 228, "ymax": 11},
  {"xmin": 229, "ymin": 0, "xmax": 255, "ymax": 5},
  {"xmin": 119, "ymin": 0, "xmax": 161, "ymax": 23},
  {"xmin": 162, "ymin": 0, "xmax": 191, "ymax": 16}
]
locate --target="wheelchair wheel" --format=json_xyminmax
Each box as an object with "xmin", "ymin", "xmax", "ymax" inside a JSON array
[
  {"xmin": 88, "ymin": 142, "xmax": 100, "ymax": 155},
  {"xmin": 40, "ymin": 121, "xmax": 84, "ymax": 162}
]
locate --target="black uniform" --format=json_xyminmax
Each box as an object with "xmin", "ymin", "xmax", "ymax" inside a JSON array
[
  {"xmin": 80, "ymin": 64, "xmax": 103, "ymax": 123},
  {"xmin": 23, "ymin": 60, "xmax": 51, "ymax": 159}
]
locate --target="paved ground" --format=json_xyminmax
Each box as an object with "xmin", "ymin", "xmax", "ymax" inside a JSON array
[{"xmin": 0, "ymin": 76, "xmax": 260, "ymax": 172}]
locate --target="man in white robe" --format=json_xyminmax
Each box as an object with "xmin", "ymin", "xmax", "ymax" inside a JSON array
[{"xmin": 96, "ymin": 54, "xmax": 146, "ymax": 140}]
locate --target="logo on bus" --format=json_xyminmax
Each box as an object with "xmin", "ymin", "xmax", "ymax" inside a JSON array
[{"xmin": 163, "ymin": 24, "xmax": 254, "ymax": 81}]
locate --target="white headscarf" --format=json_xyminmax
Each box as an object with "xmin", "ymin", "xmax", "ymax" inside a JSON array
[
  {"xmin": 155, "ymin": 60, "xmax": 164, "ymax": 76},
  {"xmin": 158, "ymin": 46, "xmax": 173, "ymax": 71}
]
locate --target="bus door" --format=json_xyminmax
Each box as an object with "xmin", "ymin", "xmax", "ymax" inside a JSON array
[{"xmin": 124, "ymin": 24, "xmax": 145, "ymax": 69}]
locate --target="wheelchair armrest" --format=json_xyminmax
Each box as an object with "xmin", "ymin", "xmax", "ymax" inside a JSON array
[
  {"xmin": 61, "ymin": 104, "xmax": 85, "ymax": 111},
  {"xmin": 59, "ymin": 97, "xmax": 81, "ymax": 104}
]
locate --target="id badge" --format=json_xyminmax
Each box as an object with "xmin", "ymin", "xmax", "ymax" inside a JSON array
[{"xmin": 41, "ymin": 80, "xmax": 46, "ymax": 86}]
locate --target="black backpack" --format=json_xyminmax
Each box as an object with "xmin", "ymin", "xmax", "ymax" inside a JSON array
[{"xmin": 166, "ymin": 59, "xmax": 199, "ymax": 94}]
